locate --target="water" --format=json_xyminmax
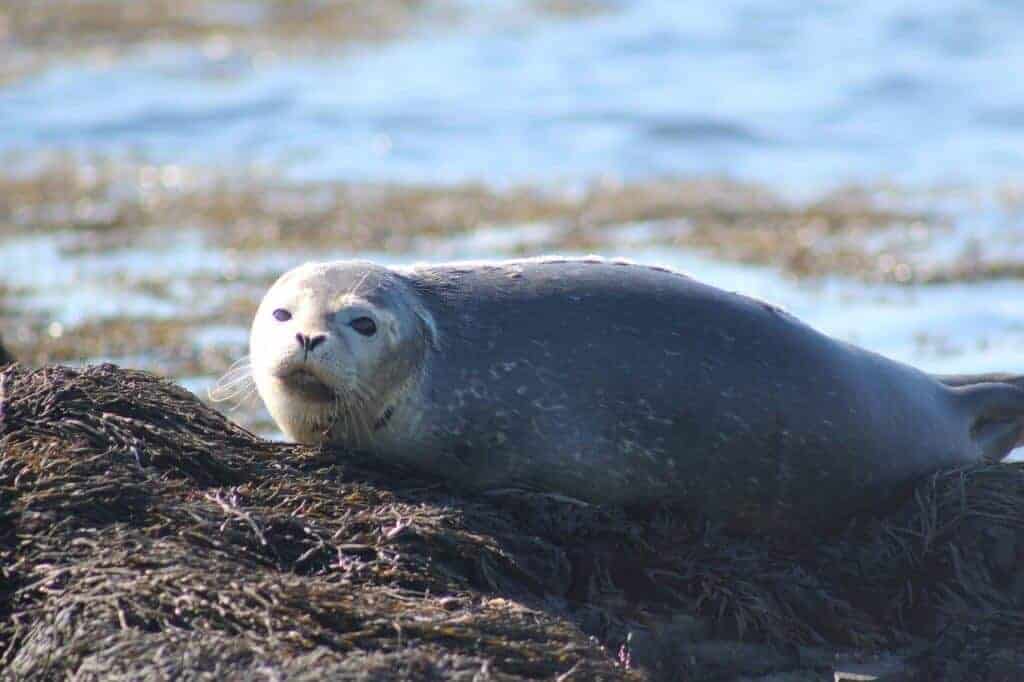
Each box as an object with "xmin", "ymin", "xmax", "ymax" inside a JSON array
[
  {"xmin": 12, "ymin": 222, "xmax": 1024, "ymax": 376},
  {"xmin": 9, "ymin": 222, "xmax": 1023, "ymax": 456},
  {"xmin": 1, "ymin": 1, "xmax": 1022, "ymax": 457},
  {"xmin": 6, "ymin": 1, "xmax": 1024, "ymax": 191}
]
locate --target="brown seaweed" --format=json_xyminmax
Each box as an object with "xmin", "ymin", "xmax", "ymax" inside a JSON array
[{"xmin": 1, "ymin": 363, "xmax": 1022, "ymax": 680}]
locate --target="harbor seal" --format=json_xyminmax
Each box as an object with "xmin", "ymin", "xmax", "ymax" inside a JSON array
[{"xmin": 249, "ymin": 257, "xmax": 1024, "ymax": 533}]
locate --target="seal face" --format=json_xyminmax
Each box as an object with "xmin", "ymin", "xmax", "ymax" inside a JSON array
[
  {"xmin": 250, "ymin": 257, "xmax": 1024, "ymax": 533},
  {"xmin": 250, "ymin": 261, "xmax": 434, "ymax": 449}
]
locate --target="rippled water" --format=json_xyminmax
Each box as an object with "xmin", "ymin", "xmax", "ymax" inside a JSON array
[
  {"xmin": 2, "ymin": 1, "xmax": 1022, "ymax": 457},
  {"xmin": 6, "ymin": 1, "xmax": 1024, "ymax": 190},
  {"xmin": 9, "ymin": 221, "xmax": 1024, "ymax": 378},
  {"xmin": 7, "ymin": 222, "xmax": 1024, "ymax": 457}
]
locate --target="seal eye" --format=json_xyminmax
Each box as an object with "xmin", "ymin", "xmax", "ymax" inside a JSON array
[
  {"xmin": 273, "ymin": 308, "xmax": 292, "ymax": 322},
  {"xmin": 350, "ymin": 317, "xmax": 377, "ymax": 337}
]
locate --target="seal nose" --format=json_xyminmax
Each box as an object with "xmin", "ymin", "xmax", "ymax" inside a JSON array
[{"xmin": 295, "ymin": 333, "xmax": 327, "ymax": 353}]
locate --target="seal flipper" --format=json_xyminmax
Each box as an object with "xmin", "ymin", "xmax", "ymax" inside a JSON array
[
  {"xmin": 951, "ymin": 382, "xmax": 1024, "ymax": 460},
  {"xmin": 974, "ymin": 421, "xmax": 1024, "ymax": 461},
  {"xmin": 935, "ymin": 372, "xmax": 1024, "ymax": 389}
]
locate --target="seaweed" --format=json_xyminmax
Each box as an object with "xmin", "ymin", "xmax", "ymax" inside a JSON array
[{"xmin": 1, "ymin": 363, "xmax": 1022, "ymax": 680}]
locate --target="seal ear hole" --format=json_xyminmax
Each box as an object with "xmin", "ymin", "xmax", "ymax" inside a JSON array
[
  {"xmin": 273, "ymin": 308, "xmax": 292, "ymax": 322},
  {"xmin": 350, "ymin": 316, "xmax": 377, "ymax": 337}
]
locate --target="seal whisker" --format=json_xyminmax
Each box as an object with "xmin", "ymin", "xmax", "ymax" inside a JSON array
[
  {"xmin": 346, "ymin": 268, "xmax": 374, "ymax": 299},
  {"xmin": 335, "ymin": 393, "xmax": 354, "ymax": 445},
  {"xmin": 326, "ymin": 390, "xmax": 345, "ymax": 443},
  {"xmin": 338, "ymin": 380, "xmax": 371, "ymax": 447},
  {"xmin": 209, "ymin": 356, "xmax": 257, "ymax": 409},
  {"xmin": 354, "ymin": 384, "xmax": 377, "ymax": 444},
  {"xmin": 323, "ymin": 380, "xmax": 371, "ymax": 449}
]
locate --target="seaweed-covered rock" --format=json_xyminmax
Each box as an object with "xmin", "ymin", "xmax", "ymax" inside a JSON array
[{"xmin": 1, "ymin": 363, "xmax": 1023, "ymax": 681}]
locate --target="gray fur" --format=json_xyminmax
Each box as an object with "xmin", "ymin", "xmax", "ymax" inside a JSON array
[{"xmin": 253, "ymin": 258, "xmax": 1024, "ymax": 533}]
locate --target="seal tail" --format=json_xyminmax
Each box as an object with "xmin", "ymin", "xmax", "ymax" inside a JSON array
[{"xmin": 946, "ymin": 379, "xmax": 1024, "ymax": 460}]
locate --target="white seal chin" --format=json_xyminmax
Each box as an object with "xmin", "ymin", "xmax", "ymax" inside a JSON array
[
  {"xmin": 259, "ymin": 380, "xmax": 337, "ymax": 444},
  {"xmin": 249, "ymin": 260, "xmax": 435, "ymax": 449},
  {"xmin": 276, "ymin": 367, "xmax": 337, "ymax": 404}
]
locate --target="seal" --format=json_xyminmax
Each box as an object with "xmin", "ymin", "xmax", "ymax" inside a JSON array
[{"xmin": 248, "ymin": 257, "xmax": 1024, "ymax": 533}]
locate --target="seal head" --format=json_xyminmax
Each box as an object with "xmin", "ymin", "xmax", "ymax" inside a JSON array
[{"xmin": 250, "ymin": 261, "xmax": 434, "ymax": 447}]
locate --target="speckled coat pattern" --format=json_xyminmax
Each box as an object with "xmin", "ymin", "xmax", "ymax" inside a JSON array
[
  {"xmin": 260, "ymin": 258, "xmax": 1024, "ymax": 533},
  {"xmin": 391, "ymin": 259, "xmax": 1024, "ymax": 531}
]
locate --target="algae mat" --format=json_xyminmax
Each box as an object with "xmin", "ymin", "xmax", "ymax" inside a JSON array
[{"xmin": 1, "ymin": 364, "xmax": 1022, "ymax": 680}]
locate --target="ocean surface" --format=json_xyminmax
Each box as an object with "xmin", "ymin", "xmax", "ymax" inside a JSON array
[
  {"xmin": 2, "ymin": 0, "xmax": 1022, "ymax": 455},
  {"xmin": 5, "ymin": 0, "xmax": 1024, "ymax": 191}
]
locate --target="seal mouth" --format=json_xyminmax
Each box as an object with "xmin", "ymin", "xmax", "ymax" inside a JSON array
[{"xmin": 278, "ymin": 368, "xmax": 336, "ymax": 403}]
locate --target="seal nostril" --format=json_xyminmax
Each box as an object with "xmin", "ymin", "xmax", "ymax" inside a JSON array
[{"xmin": 295, "ymin": 333, "xmax": 325, "ymax": 352}]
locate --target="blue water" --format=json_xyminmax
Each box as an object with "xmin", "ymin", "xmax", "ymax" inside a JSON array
[
  {"xmin": 5, "ymin": 0, "xmax": 1024, "ymax": 191},
  {"xmin": 2, "ymin": 0, "xmax": 1022, "ymax": 459},
  {"xmin": 11, "ymin": 222, "xmax": 1022, "ymax": 456}
]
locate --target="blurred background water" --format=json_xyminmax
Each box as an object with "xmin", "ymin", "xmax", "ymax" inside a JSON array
[
  {"xmin": 7, "ymin": 0, "xmax": 1024, "ymax": 190},
  {"xmin": 0, "ymin": 0, "xmax": 1022, "ymax": 451}
]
